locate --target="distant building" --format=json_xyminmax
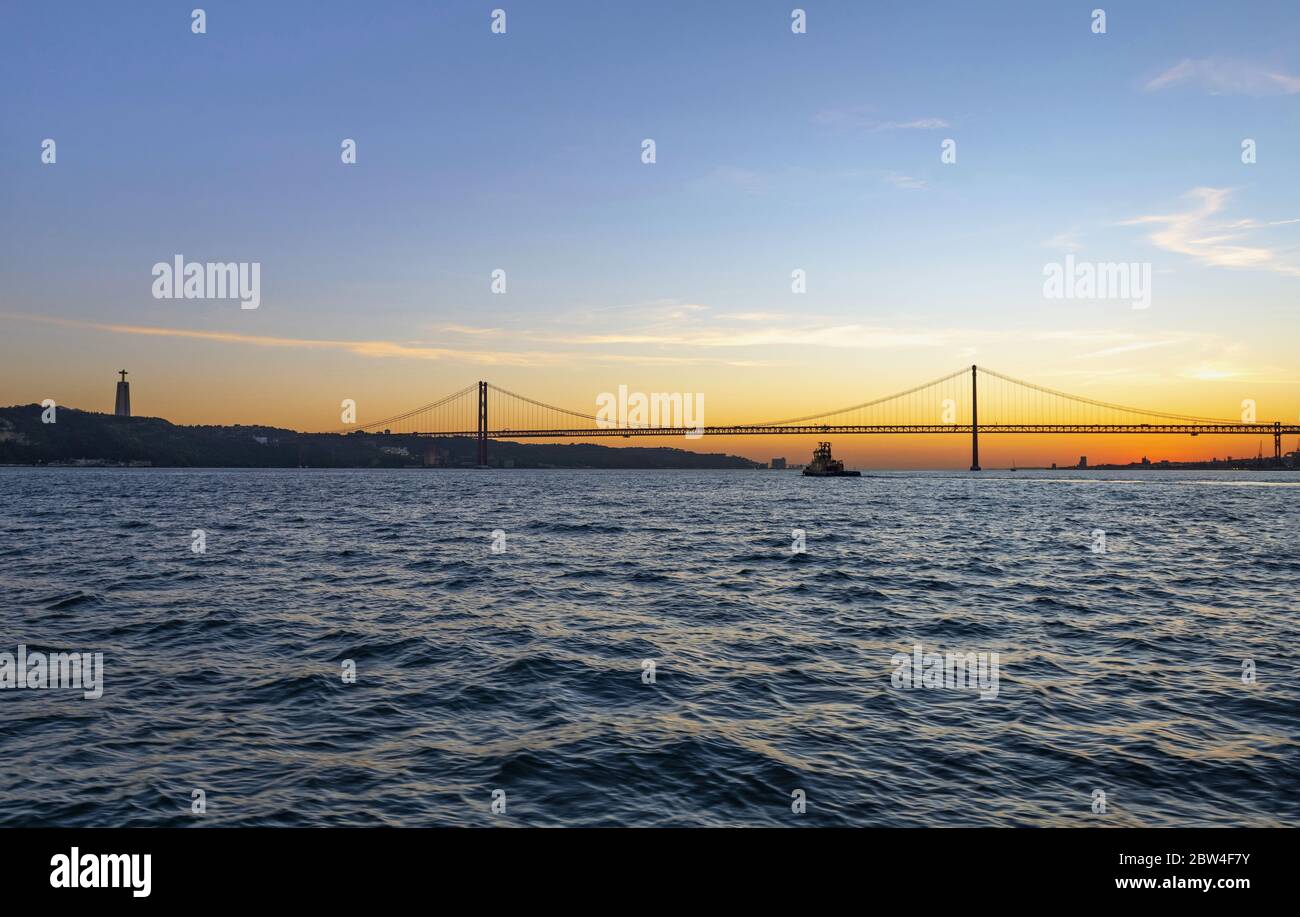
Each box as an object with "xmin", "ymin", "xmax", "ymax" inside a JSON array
[
  {"xmin": 423, "ymin": 445, "xmax": 450, "ymax": 467},
  {"xmin": 1078, "ymin": 455, "xmax": 1087, "ymax": 469},
  {"xmin": 114, "ymin": 369, "xmax": 131, "ymax": 417},
  {"xmin": 771, "ymin": 457, "xmax": 787, "ymax": 470}
]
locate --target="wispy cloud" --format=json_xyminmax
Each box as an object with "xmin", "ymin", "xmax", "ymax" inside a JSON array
[
  {"xmin": 717, "ymin": 311, "xmax": 798, "ymax": 322},
  {"xmin": 3, "ymin": 313, "xmax": 556, "ymax": 365},
  {"xmin": 431, "ymin": 323, "xmax": 503, "ymax": 336},
  {"xmin": 883, "ymin": 172, "xmax": 928, "ymax": 190},
  {"xmin": 1121, "ymin": 187, "xmax": 1300, "ymax": 277},
  {"xmin": 5, "ymin": 309, "xmax": 1250, "ymax": 379},
  {"xmin": 1182, "ymin": 365, "xmax": 1248, "ymax": 381},
  {"xmin": 813, "ymin": 108, "xmax": 949, "ymax": 131},
  {"xmin": 1078, "ymin": 339, "xmax": 1177, "ymax": 359},
  {"xmin": 1041, "ymin": 231, "xmax": 1083, "ymax": 253},
  {"xmin": 1144, "ymin": 57, "xmax": 1300, "ymax": 95},
  {"xmin": 470, "ymin": 323, "xmax": 1238, "ymax": 366},
  {"xmin": 551, "ymin": 299, "xmax": 710, "ymax": 325},
  {"xmin": 871, "ymin": 117, "xmax": 950, "ymax": 131},
  {"xmin": 548, "ymin": 324, "xmax": 953, "ymax": 350},
  {"xmin": 0, "ymin": 313, "xmax": 776, "ymax": 369}
]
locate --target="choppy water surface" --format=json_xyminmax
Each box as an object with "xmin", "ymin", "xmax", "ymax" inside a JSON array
[{"xmin": 1, "ymin": 468, "xmax": 1296, "ymax": 827}]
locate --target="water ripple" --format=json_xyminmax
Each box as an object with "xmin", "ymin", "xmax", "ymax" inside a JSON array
[{"xmin": 0, "ymin": 467, "xmax": 1297, "ymax": 826}]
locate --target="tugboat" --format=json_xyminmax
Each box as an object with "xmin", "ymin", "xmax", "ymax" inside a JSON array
[{"xmin": 802, "ymin": 442, "xmax": 860, "ymax": 477}]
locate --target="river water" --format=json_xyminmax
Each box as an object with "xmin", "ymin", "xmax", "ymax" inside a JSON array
[{"xmin": 1, "ymin": 468, "xmax": 1296, "ymax": 826}]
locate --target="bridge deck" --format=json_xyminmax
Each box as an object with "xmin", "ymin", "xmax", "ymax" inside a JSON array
[{"xmin": 374, "ymin": 424, "xmax": 1300, "ymax": 438}]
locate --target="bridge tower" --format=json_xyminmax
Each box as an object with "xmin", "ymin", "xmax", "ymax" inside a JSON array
[
  {"xmin": 1275, "ymin": 422, "xmax": 1282, "ymax": 461},
  {"xmin": 477, "ymin": 381, "xmax": 488, "ymax": 466},
  {"xmin": 969, "ymin": 364, "xmax": 981, "ymax": 471}
]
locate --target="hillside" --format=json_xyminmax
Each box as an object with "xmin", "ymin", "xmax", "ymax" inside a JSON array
[{"xmin": 0, "ymin": 405, "xmax": 760, "ymax": 469}]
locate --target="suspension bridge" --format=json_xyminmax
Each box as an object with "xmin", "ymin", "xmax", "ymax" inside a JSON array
[{"xmin": 344, "ymin": 366, "xmax": 1300, "ymax": 470}]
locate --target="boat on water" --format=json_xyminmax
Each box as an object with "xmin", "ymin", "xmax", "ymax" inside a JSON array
[{"xmin": 802, "ymin": 442, "xmax": 860, "ymax": 477}]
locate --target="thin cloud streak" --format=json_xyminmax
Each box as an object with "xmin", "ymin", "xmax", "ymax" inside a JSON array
[
  {"xmin": 812, "ymin": 108, "xmax": 950, "ymax": 131},
  {"xmin": 2, "ymin": 309, "xmax": 1246, "ymax": 379},
  {"xmin": 1041, "ymin": 231, "xmax": 1084, "ymax": 253},
  {"xmin": 2, "ymin": 313, "xmax": 553, "ymax": 365},
  {"xmin": 0, "ymin": 313, "xmax": 777, "ymax": 368},
  {"xmin": 1078, "ymin": 339, "xmax": 1177, "ymax": 359},
  {"xmin": 1121, "ymin": 187, "xmax": 1300, "ymax": 277},
  {"xmin": 459, "ymin": 322, "xmax": 1237, "ymax": 363},
  {"xmin": 883, "ymin": 172, "xmax": 928, "ymax": 190},
  {"xmin": 871, "ymin": 117, "xmax": 950, "ymax": 131},
  {"xmin": 1145, "ymin": 57, "xmax": 1300, "ymax": 95}
]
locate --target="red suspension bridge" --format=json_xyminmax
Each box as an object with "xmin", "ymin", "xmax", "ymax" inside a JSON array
[{"xmin": 344, "ymin": 366, "xmax": 1300, "ymax": 470}]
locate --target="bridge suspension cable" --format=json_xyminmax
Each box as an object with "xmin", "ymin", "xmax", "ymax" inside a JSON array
[
  {"xmin": 486, "ymin": 383, "xmax": 599, "ymax": 425},
  {"xmin": 748, "ymin": 367, "xmax": 971, "ymax": 426},
  {"xmin": 975, "ymin": 367, "xmax": 1235, "ymax": 424},
  {"xmin": 345, "ymin": 383, "xmax": 479, "ymax": 434}
]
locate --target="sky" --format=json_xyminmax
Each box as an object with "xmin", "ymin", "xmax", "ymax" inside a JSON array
[{"xmin": 2, "ymin": 0, "xmax": 1299, "ymax": 467}]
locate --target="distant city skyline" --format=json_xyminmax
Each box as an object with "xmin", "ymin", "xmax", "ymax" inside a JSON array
[{"xmin": 2, "ymin": 1, "xmax": 1298, "ymax": 467}]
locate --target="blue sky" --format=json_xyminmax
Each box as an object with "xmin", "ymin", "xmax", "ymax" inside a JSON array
[{"xmin": 2, "ymin": 1, "xmax": 1298, "ymax": 455}]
